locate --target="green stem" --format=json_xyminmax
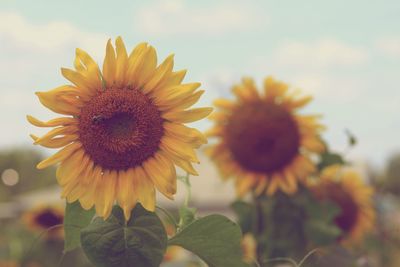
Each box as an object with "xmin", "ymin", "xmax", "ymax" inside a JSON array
[
  {"xmin": 57, "ymin": 252, "xmax": 66, "ymax": 267},
  {"xmin": 253, "ymin": 194, "xmax": 267, "ymax": 266},
  {"xmin": 24, "ymin": 224, "xmax": 64, "ymax": 260},
  {"xmin": 297, "ymin": 248, "xmax": 320, "ymax": 267}
]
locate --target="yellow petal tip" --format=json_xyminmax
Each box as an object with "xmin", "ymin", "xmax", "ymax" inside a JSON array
[
  {"xmin": 36, "ymin": 162, "xmax": 46, "ymax": 170},
  {"xmin": 29, "ymin": 134, "xmax": 38, "ymax": 142}
]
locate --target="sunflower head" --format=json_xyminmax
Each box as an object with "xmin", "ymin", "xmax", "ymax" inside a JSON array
[
  {"xmin": 310, "ymin": 165, "xmax": 376, "ymax": 245},
  {"xmin": 23, "ymin": 205, "xmax": 64, "ymax": 239},
  {"xmin": 207, "ymin": 77, "xmax": 325, "ymax": 197},
  {"xmin": 28, "ymin": 37, "xmax": 212, "ymax": 220}
]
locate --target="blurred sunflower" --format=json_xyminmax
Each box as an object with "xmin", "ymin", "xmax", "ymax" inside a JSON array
[
  {"xmin": 28, "ymin": 37, "xmax": 212, "ymax": 220},
  {"xmin": 23, "ymin": 205, "xmax": 64, "ymax": 239},
  {"xmin": 207, "ymin": 77, "xmax": 324, "ymax": 196},
  {"xmin": 310, "ymin": 165, "xmax": 375, "ymax": 245}
]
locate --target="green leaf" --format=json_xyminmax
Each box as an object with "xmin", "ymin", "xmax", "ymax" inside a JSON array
[
  {"xmin": 305, "ymin": 220, "xmax": 342, "ymax": 246},
  {"xmin": 306, "ymin": 200, "xmax": 341, "ymax": 223},
  {"xmin": 231, "ymin": 200, "xmax": 256, "ymax": 234},
  {"xmin": 64, "ymin": 201, "xmax": 95, "ymax": 252},
  {"xmin": 169, "ymin": 215, "xmax": 251, "ymax": 267},
  {"xmin": 305, "ymin": 200, "xmax": 342, "ymax": 246},
  {"xmin": 318, "ymin": 152, "xmax": 345, "ymax": 170},
  {"xmin": 80, "ymin": 204, "xmax": 167, "ymax": 267}
]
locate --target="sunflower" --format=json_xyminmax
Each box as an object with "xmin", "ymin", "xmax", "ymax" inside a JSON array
[
  {"xmin": 23, "ymin": 204, "xmax": 64, "ymax": 239},
  {"xmin": 28, "ymin": 37, "xmax": 212, "ymax": 220},
  {"xmin": 207, "ymin": 77, "xmax": 324, "ymax": 196},
  {"xmin": 309, "ymin": 165, "xmax": 375, "ymax": 244}
]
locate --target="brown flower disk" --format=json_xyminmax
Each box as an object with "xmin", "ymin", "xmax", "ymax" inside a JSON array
[
  {"xmin": 79, "ymin": 87, "xmax": 164, "ymax": 170},
  {"xmin": 225, "ymin": 101, "xmax": 300, "ymax": 173}
]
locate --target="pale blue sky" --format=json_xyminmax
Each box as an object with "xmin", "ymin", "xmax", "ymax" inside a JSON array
[{"xmin": 0, "ymin": 0, "xmax": 399, "ymax": 166}]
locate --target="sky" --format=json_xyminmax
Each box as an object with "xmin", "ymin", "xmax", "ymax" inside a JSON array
[{"xmin": 0, "ymin": 0, "xmax": 399, "ymax": 167}]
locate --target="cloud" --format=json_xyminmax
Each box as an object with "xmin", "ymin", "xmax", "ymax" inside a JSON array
[
  {"xmin": 290, "ymin": 73, "xmax": 365, "ymax": 102},
  {"xmin": 376, "ymin": 36, "xmax": 400, "ymax": 58},
  {"xmin": 238, "ymin": 38, "xmax": 372, "ymax": 103},
  {"xmin": 273, "ymin": 39, "xmax": 369, "ymax": 68},
  {"xmin": 134, "ymin": 0, "xmax": 266, "ymax": 36},
  {"xmin": 0, "ymin": 11, "xmax": 107, "ymax": 56}
]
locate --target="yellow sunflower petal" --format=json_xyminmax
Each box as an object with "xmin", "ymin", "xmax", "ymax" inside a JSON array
[
  {"xmin": 232, "ymin": 84, "xmax": 255, "ymax": 102},
  {"xmin": 162, "ymin": 107, "xmax": 213, "ymax": 123},
  {"xmin": 242, "ymin": 77, "xmax": 260, "ymax": 98},
  {"xmin": 33, "ymin": 126, "xmax": 77, "ymax": 145},
  {"xmin": 79, "ymin": 166, "xmax": 102, "ymax": 210},
  {"xmin": 213, "ymin": 98, "xmax": 236, "ymax": 110},
  {"xmin": 284, "ymin": 170, "xmax": 298, "ymax": 194},
  {"xmin": 117, "ymin": 169, "xmax": 137, "ymax": 220},
  {"xmin": 161, "ymin": 136, "xmax": 199, "ymax": 163},
  {"xmin": 126, "ymin": 43, "xmax": 148, "ymax": 84},
  {"xmin": 115, "ymin": 36, "xmax": 128, "ymax": 86},
  {"xmin": 56, "ymin": 149, "xmax": 85, "ymax": 186},
  {"xmin": 63, "ymin": 156, "xmax": 92, "ymax": 202},
  {"xmin": 287, "ymin": 95, "xmax": 313, "ymax": 109},
  {"xmin": 143, "ymin": 54, "xmax": 174, "ymax": 94},
  {"xmin": 301, "ymin": 136, "xmax": 325, "ymax": 153},
  {"xmin": 254, "ymin": 176, "xmax": 268, "ymax": 195},
  {"xmin": 171, "ymin": 90, "xmax": 205, "ymax": 111},
  {"xmin": 161, "ymin": 147, "xmax": 199, "ymax": 175},
  {"xmin": 37, "ymin": 142, "xmax": 82, "ymax": 169},
  {"xmin": 62, "ymin": 173, "xmax": 82, "ymax": 200},
  {"xmin": 236, "ymin": 175, "xmax": 256, "ymax": 197},
  {"xmin": 143, "ymin": 152, "xmax": 176, "ymax": 199},
  {"xmin": 35, "ymin": 90, "xmax": 81, "ymax": 115},
  {"xmin": 164, "ymin": 122, "xmax": 207, "ymax": 147},
  {"xmin": 27, "ymin": 115, "xmax": 77, "ymax": 127},
  {"xmin": 264, "ymin": 76, "xmax": 288, "ymax": 101},
  {"xmin": 30, "ymin": 133, "xmax": 78, "ymax": 148},
  {"xmin": 74, "ymin": 54, "xmax": 85, "ymax": 72},
  {"xmin": 61, "ymin": 68, "xmax": 96, "ymax": 94},
  {"xmin": 133, "ymin": 167, "xmax": 156, "ymax": 212},
  {"xmin": 101, "ymin": 170, "xmax": 118, "ymax": 219},
  {"xmin": 136, "ymin": 46, "xmax": 157, "ymax": 87},
  {"xmin": 164, "ymin": 69, "xmax": 187, "ymax": 87},
  {"xmin": 75, "ymin": 48, "xmax": 98, "ymax": 71},
  {"xmin": 154, "ymin": 82, "xmax": 201, "ymax": 106},
  {"xmin": 93, "ymin": 171, "xmax": 106, "ymax": 217},
  {"xmin": 74, "ymin": 48, "xmax": 101, "ymax": 92},
  {"xmin": 102, "ymin": 39, "xmax": 116, "ymax": 87},
  {"xmin": 266, "ymin": 175, "xmax": 280, "ymax": 196}
]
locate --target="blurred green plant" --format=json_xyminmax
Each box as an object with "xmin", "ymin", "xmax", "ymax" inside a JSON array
[
  {"xmin": 232, "ymin": 188, "xmax": 342, "ymax": 266},
  {"xmin": 0, "ymin": 148, "xmax": 56, "ymax": 202}
]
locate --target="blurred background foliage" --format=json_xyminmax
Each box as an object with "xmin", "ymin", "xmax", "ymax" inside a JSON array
[{"xmin": 0, "ymin": 148, "xmax": 55, "ymax": 202}]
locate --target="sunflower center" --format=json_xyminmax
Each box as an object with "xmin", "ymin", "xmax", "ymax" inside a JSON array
[
  {"xmin": 225, "ymin": 101, "xmax": 300, "ymax": 173},
  {"xmin": 35, "ymin": 210, "xmax": 63, "ymax": 228},
  {"xmin": 79, "ymin": 87, "xmax": 164, "ymax": 170}
]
